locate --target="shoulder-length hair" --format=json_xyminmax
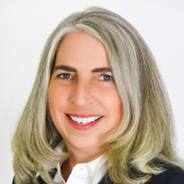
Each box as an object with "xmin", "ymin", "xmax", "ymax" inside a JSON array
[{"xmin": 12, "ymin": 6, "xmax": 184, "ymax": 184}]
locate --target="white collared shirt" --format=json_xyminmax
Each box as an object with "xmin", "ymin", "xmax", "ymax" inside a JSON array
[{"xmin": 53, "ymin": 141, "xmax": 108, "ymax": 184}]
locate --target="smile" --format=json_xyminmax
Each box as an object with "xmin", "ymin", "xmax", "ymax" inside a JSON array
[
  {"xmin": 65, "ymin": 114, "xmax": 103, "ymax": 130},
  {"xmin": 67, "ymin": 115, "xmax": 102, "ymax": 125}
]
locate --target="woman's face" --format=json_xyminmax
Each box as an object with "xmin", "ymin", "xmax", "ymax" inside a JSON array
[{"xmin": 48, "ymin": 31, "xmax": 123, "ymax": 152}]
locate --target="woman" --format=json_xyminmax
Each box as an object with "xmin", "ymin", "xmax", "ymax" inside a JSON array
[{"xmin": 12, "ymin": 7, "xmax": 184, "ymax": 184}]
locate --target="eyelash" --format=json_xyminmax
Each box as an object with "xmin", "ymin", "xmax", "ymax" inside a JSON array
[
  {"xmin": 99, "ymin": 74, "xmax": 113, "ymax": 81},
  {"xmin": 58, "ymin": 73, "xmax": 113, "ymax": 82},
  {"xmin": 58, "ymin": 73, "xmax": 71, "ymax": 79}
]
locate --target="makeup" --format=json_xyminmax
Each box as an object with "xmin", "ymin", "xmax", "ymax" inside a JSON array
[{"xmin": 65, "ymin": 114, "xmax": 103, "ymax": 131}]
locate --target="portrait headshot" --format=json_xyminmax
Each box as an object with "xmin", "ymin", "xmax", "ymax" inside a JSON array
[{"xmin": 0, "ymin": 1, "xmax": 184, "ymax": 184}]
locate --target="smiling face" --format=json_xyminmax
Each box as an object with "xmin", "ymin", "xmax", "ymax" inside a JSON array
[{"xmin": 48, "ymin": 31, "xmax": 123, "ymax": 154}]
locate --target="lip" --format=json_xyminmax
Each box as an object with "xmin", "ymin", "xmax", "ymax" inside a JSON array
[
  {"xmin": 65, "ymin": 114, "xmax": 103, "ymax": 131},
  {"xmin": 67, "ymin": 114, "xmax": 102, "ymax": 118}
]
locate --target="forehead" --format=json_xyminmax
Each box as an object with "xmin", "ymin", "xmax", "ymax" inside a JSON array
[{"xmin": 55, "ymin": 31, "xmax": 109, "ymax": 68}]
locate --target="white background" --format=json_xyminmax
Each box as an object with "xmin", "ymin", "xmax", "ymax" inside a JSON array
[{"xmin": 0, "ymin": 1, "xmax": 184, "ymax": 183}]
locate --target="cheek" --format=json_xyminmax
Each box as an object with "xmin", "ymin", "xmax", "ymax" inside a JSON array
[
  {"xmin": 48, "ymin": 83, "xmax": 68, "ymax": 107},
  {"xmin": 99, "ymin": 88, "xmax": 123, "ymax": 133},
  {"xmin": 48, "ymin": 83, "xmax": 66, "ymax": 120},
  {"xmin": 48, "ymin": 83, "xmax": 69, "ymax": 135},
  {"xmin": 99, "ymin": 86, "xmax": 123, "ymax": 126},
  {"xmin": 48, "ymin": 85, "xmax": 59, "ymax": 111},
  {"xmin": 100, "ymin": 87, "xmax": 122, "ymax": 110},
  {"xmin": 48, "ymin": 85, "xmax": 58, "ymax": 124}
]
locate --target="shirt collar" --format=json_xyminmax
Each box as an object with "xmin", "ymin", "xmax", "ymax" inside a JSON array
[
  {"xmin": 54, "ymin": 140, "xmax": 108, "ymax": 182},
  {"xmin": 36, "ymin": 140, "xmax": 108, "ymax": 182}
]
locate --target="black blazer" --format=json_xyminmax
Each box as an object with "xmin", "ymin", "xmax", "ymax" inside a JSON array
[
  {"xmin": 13, "ymin": 165, "xmax": 184, "ymax": 184},
  {"xmin": 99, "ymin": 166, "xmax": 184, "ymax": 184}
]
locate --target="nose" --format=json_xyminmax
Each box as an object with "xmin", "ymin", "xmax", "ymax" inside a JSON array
[{"xmin": 70, "ymin": 78, "xmax": 94, "ymax": 107}]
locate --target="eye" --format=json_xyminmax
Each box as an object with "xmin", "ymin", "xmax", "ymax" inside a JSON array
[
  {"xmin": 100, "ymin": 74, "xmax": 113, "ymax": 81},
  {"xmin": 58, "ymin": 73, "xmax": 71, "ymax": 79}
]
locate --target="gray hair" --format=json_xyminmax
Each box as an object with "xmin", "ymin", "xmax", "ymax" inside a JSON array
[{"xmin": 12, "ymin": 6, "xmax": 184, "ymax": 184}]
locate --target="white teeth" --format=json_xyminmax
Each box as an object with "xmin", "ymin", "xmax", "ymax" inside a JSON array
[
  {"xmin": 69, "ymin": 115, "xmax": 102, "ymax": 125},
  {"xmin": 91, "ymin": 117, "xmax": 95, "ymax": 122},
  {"xmin": 73, "ymin": 117, "xmax": 77, "ymax": 122},
  {"xmin": 82, "ymin": 118, "xmax": 88, "ymax": 124},
  {"xmin": 77, "ymin": 118, "xmax": 82, "ymax": 123},
  {"xmin": 88, "ymin": 117, "xmax": 92, "ymax": 122}
]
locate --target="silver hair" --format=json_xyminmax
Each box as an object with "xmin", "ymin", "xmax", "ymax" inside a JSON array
[{"xmin": 12, "ymin": 6, "xmax": 184, "ymax": 184}]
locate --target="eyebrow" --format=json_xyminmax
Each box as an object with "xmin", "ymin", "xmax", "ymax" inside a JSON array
[{"xmin": 54, "ymin": 65, "xmax": 112, "ymax": 73}]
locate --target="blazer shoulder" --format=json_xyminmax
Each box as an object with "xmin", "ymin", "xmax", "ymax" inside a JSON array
[
  {"xmin": 12, "ymin": 168, "xmax": 57, "ymax": 184},
  {"xmin": 13, "ymin": 176, "xmax": 47, "ymax": 184},
  {"xmin": 12, "ymin": 177, "xmax": 15, "ymax": 184},
  {"xmin": 165, "ymin": 167, "xmax": 184, "ymax": 184},
  {"xmin": 146, "ymin": 165, "xmax": 184, "ymax": 184}
]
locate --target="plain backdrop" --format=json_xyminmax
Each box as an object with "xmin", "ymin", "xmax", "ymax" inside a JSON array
[{"xmin": 0, "ymin": 0, "xmax": 184, "ymax": 183}]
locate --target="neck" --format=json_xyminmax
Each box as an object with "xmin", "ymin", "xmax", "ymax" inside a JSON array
[{"xmin": 61, "ymin": 143, "xmax": 104, "ymax": 181}]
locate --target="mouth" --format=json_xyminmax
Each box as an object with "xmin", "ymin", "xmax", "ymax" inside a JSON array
[
  {"xmin": 65, "ymin": 113, "xmax": 103, "ymax": 130},
  {"xmin": 66, "ymin": 114, "xmax": 103, "ymax": 125}
]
